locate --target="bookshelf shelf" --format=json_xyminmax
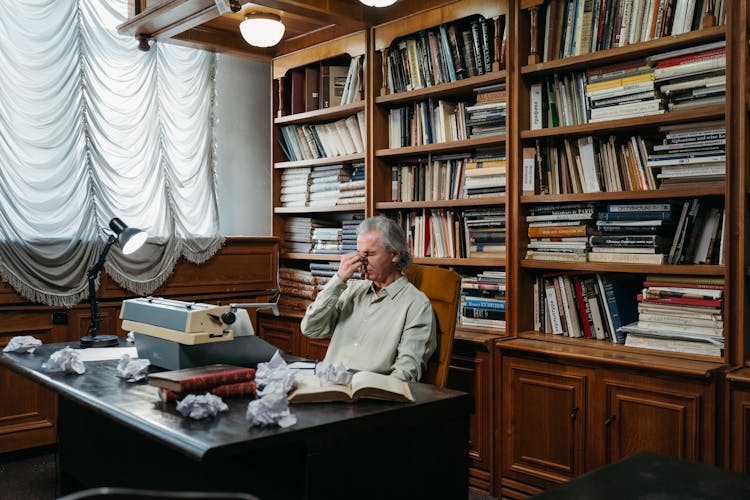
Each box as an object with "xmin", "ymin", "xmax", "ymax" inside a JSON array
[
  {"xmin": 520, "ymin": 25, "xmax": 726, "ymax": 77},
  {"xmin": 376, "ymin": 197, "xmax": 505, "ymax": 210},
  {"xmin": 274, "ymin": 101, "xmax": 365, "ymax": 125},
  {"xmin": 274, "ymin": 153, "xmax": 365, "ymax": 169},
  {"xmin": 520, "ymin": 106, "xmax": 725, "ymax": 140},
  {"xmin": 274, "ymin": 204, "xmax": 365, "ymax": 214},
  {"xmin": 512, "ymin": 334, "xmax": 726, "ymax": 369},
  {"xmin": 414, "ymin": 257, "xmax": 505, "ymax": 267},
  {"xmin": 520, "ymin": 260, "xmax": 725, "ymax": 275},
  {"xmin": 375, "ymin": 71, "xmax": 506, "ymax": 106},
  {"xmin": 376, "ymin": 134, "xmax": 506, "ymax": 159},
  {"xmin": 520, "ymin": 188, "xmax": 725, "ymax": 204}
]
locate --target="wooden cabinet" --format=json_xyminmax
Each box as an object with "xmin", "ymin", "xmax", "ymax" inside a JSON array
[
  {"xmin": 447, "ymin": 330, "xmax": 497, "ymax": 496},
  {"xmin": 499, "ymin": 342, "xmax": 719, "ymax": 498},
  {"xmin": 0, "ymin": 237, "xmax": 279, "ymax": 453},
  {"xmin": 727, "ymin": 368, "xmax": 750, "ymax": 472},
  {"xmin": 257, "ymin": 309, "xmax": 330, "ymax": 360}
]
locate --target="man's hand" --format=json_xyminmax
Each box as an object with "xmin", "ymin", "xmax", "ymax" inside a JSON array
[{"xmin": 337, "ymin": 251, "xmax": 364, "ymax": 282}]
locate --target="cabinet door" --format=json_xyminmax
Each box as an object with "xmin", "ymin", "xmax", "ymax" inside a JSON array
[
  {"xmin": 447, "ymin": 341, "xmax": 494, "ymax": 496},
  {"xmin": 304, "ymin": 336, "xmax": 329, "ymax": 362},
  {"xmin": 730, "ymin": 384, "xmax": 750, "ymax": 472},
  {"xmin": 502, "ymin": 355, "xmax": 588, "ymax": 488},
  {"xmin": 257, "ymin": 315, "xmax": 300, "ymax": 356},
  {"xmin": 0, "ymin": 311, "xmax": 60, "ymax": 452},
  {"xmin": 599, "ymin": 371, "xmax": 715, "ymax": 466}
]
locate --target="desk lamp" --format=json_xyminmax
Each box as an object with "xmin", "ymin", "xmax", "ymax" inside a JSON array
[{"xmin": 80, "ymin": 217, "xmax": 148, "ymax": 348}]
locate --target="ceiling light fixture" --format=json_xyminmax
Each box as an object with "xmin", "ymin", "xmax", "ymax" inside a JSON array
[
  {"xmin": 359, "ymin": 0, "xmax": 397, "ymax": 6},
  {"xmin": 240, "ymin": 12, "xmax": 285, "ymax": 47}
]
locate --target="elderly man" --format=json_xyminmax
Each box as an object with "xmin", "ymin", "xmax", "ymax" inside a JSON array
[{"xmin": 300, "ymin": 216, "xmax": 436, "ymax": 382}]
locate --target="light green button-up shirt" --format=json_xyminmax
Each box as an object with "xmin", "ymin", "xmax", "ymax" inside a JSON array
[{"xmin": 300, "ymin": 274, "xmax": 436, "ymax": 382}]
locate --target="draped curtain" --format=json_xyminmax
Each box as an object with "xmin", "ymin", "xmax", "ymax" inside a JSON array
[{"xmin": 0, "ymin": 0, "xmax": 223, "ymax": 306}]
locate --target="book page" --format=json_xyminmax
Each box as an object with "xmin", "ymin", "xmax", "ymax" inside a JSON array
[
  {"xmin": 288, "ymin": 374, "xmax": 353, "ymax": 403},
  {"xmin": 351, "ymin": 371, "xmax": 414, "ymax": 402}
]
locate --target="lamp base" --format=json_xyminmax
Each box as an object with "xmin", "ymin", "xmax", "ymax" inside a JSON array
[{"xmin": 80, "ymin": 334, "xmax": 120, "ymax": 348}]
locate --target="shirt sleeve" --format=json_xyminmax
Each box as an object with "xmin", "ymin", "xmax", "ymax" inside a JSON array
[
  {"xmin": 300, "ymin": 274, "xmax": 349, "ymax": 339},
  {"xmin": 390, "ymin": 296, "xmax": 437, "ymax": 382}
]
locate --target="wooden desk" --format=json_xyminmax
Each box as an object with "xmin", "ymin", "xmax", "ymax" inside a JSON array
[
  {"xmin": 531, "ymin": 451, "xmax": 750, "ymax": 500},
  {"xmin": 1, "ymin": 342, "xmax": 472, "ymax": 500}
]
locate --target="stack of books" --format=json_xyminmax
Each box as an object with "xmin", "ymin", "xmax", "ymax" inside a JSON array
[
  {"xmin": 283, "ymin": 217, "xmax": 337, "ymax": 254},
  {"xmin": 649, "ymin": 41, "xmax": 726, "ymax": 112},
  {"xmin": 311, "ymin": 226, "xmax": 343, "ymax": 255},
  {"xmin": 525, "ymin": 202, "xmax": 596, "ymax": 262},
  {"xmin": 620, "ymin": 275, "xmax": 724, "ymax": 357},
  {"xmin": 280, "ymin": 167, "xmax": 311, "ymax": 207},
  {"xmin": 585, "ymin": 59, "xmax": 663, "ymax": 123},
  {"xmin": 463, "ymin": 150, "xmax": 506, "ymax": 199},
  {"xmin": 308, "ymin": 164, "xmax": 352, "ymax": 207},
  {"xmin": 459, "ymin": 271, "xmax": 506, "ymax": 329},
  {"xmin": 337, "ymin": 162, "xmax": 365, "ymax": 205},
  {"xmin": 309, "ymin": 262, "xmax": 338, "ymax": 293},
  {"xmin": 340, "ymin": 213, "xmax": 364, "ymax": 253},
  {"xmin": 466, "ymin": 84, "xmax": 506, "ymax": 138},
  {"xmin": 148, "ymin": 364, "xmax": 257, "ymax": 403},
  {"xmin": 279, "ymin": 266, "xmax": 318, "ymax": 304},
  {"xmin": 464, "ymin": 208, "xmax": 505, "ymax": 259},
  {"xmin": 650, "ymin": 120, "xmax": 726, "ymax": 190},
  {"xmin": 588, "ymin": 202, "xmax": 676, "ymax": 265}
]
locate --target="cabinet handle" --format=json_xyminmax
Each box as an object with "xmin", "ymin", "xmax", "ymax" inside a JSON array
[
  {"xmin": 570, "ymin": 406, "xmax": 579, "ymax": 420},
  {"xmin": 604, "ymin": 414, "xmax": 617, "ymax": 425}
]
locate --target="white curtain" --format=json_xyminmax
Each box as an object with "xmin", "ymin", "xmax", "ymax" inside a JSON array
[{"xmin": 0, "ymin": 0, "xmax": 224, "ymax": 306}]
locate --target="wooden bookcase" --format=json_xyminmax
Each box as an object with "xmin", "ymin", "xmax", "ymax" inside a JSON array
[{"xmin": 499, "ymin": 1, "xmax": 734, "ymax": 498}]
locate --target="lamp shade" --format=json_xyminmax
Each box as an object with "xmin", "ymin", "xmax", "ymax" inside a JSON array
[
  {"xmin": 359, "ymin": 0, "xmax": 397, "ymax": 6},
  {"xmin": 240, "ymin": 12, "xmax": 285, "ymax": 47},
  {"xmin": 109, "ymin": 217, "xmax": 148, "ymax": 255}
]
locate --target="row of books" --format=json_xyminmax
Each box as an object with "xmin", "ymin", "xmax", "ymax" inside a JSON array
[
  {"xmin": 394, "ymin": 207, "xmax": 504, "ymax": 260},
  {"xmin": 279, "ymin": 111, "xmax": 365, "ymax": 162},
  {"xmin": 620, "ymin": 274, "xmax": 724, "ymax": 356},
  {"xmin": 391, "ymin": 150, "xmax": 506, "ymax": 202},
  {"xmin": 539, "ymin": 0, "xmax": 722, "ymax": 62},
  {"xmin": 523, "ymin": 120, "xmax": 725, "ymax": 195},
  {"xmin": 280, "ymin": 164, "xmax": 361, "ymax": 208},
  {"xmin": 533, "ymin": 272, "xmax": 640, "ymax": 342},
  {"xmin": 524, "ymin": 199, "xmax": 724, "ymax": 265},
  {"xmin": 529, "ymin": 41, "xmax": 725, "ymax": 127},
  {"xmin": 385, "ymin": 15, "xmax": 507, "ymax": 94},
  {"xmin": 459, "ymin": 271, "xmax": 506, "ymax": 329},
  {"xmin": 287, "ymin": 55, "xmax": 362, "ymax": 114}
]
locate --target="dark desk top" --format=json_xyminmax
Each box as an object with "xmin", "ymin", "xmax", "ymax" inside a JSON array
[
  {"xmin": 1, "ymin": 342, "xmax": 471, "ymax": 463},
  {"xmin": 532, "ymin": 451, "xmax": 750, "ymax": 500}
]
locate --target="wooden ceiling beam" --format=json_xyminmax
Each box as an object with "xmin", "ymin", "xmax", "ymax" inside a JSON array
[
  {"xmin": 248, "ymin": 1, "xmax": 366, "ymax": 30},
  {"xmin": 117, "ymin": 0, "xmax": 221, "ymax": 40}
]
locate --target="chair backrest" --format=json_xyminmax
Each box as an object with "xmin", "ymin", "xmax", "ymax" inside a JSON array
[{"xmin": 403, "ymin": 264, "xmax": 461, "ymax": 388}]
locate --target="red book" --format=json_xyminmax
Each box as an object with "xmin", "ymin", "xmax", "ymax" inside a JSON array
[
  {"xmin": 159, "ymin": 381, "xmax": 257, "ymax": 403},
  {"xmin": 571, "ymin": 275, "xmax": 594, "ymax": 339},
  {"xmin": 148, "ymin": 364, "xmax": 256, "ymax": 393},
  {"xmin": 641, "ymin": 281, "xmax": 724, "ymax": 290},
  {"xmin": 637, "ymin": 294, "xmax": 722, "ymax": 308},
  {"xmin": 656, "ymin": 48, "xmax": 726, "ymax": 69}
]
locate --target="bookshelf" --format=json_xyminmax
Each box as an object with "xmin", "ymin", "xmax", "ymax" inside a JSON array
[{"xmin": 500, "ymin": 1, "xmax": 732, "ymax": 496}]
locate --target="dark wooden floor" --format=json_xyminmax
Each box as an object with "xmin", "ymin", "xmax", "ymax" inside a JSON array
[{"xmin": 0, "ymin": 446, "xmax": 499, "ymax": 499}]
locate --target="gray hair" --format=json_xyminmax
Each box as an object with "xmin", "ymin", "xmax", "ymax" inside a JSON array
[{"xmin": 357, "ymin": 216, "xmax": 412, "ymax": 270}]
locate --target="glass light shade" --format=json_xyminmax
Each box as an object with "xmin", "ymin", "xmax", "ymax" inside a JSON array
[
  {"xmin": 359, "ymin": 0, "xmax": 397, "ymax": 6},
  {"xmin": 240, "ymin": 13, "xmax": 286, "ymax": 47}
]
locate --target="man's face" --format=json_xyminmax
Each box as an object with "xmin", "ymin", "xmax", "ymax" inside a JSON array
[{"xmin": 357, "ymin": 230, "xmax": 397, "ymax": 283}]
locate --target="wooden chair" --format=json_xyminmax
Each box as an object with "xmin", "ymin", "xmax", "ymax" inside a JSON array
[{"xmin": 403, "ymin": 264, "xmax": 462, "ymax": 388}]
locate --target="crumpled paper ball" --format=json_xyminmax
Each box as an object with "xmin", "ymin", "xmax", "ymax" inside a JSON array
[
  {"xmin": 41, "ymin": 346, "xmax": 85, "ymax": 374},
  {"xmin": 125, "ymin": 331, "xmax": 135, "ymax": 343},
  {"xmin": 3, "ymin": 335, "xmax": 42, "ymax": 354},
  {"xmin": 116, "ymin": 353, "xmax": 150, "ymax": 382},
  {"xmin": 176, "ymin": 393, "xmax": 228, "ymax": 419},
  {"xmin": 255, "ymin": 350, "xmax": 301, "ymax": 397},
  {"xmin": 246, "ymin": 392, "xmax": 297, "ymax": 428},
  {"xmin": 315, "ymin": 361, "xmax": 353, "ymax": 386}
]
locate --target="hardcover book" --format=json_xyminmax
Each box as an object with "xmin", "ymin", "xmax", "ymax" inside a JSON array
[
  {"xmin": 288, "ymin": 371, "xmax": 414, "ymax": 403},
  {"xmin": 148, "ymin": 364, "xmax": 256, "ymax": 393}
]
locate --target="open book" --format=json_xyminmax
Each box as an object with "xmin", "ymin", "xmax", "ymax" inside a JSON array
[{"xmin": 288, "ymin": 371, "xmax": 415, "ymax": 403}]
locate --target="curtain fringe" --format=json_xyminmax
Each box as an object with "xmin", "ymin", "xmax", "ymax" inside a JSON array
[{"xmin": 0, "ymin": 265, "xmax": 87, "ymax": 308}]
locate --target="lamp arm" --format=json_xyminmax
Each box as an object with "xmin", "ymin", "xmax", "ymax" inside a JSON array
[{"xmin": 87, "ymin": 234, "xmax": 117, "ymax": 337}]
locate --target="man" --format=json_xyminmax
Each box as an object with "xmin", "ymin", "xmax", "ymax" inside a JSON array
[{"xmin": 301, "ymin": 216, "xmax": 436, "ymax": 382}]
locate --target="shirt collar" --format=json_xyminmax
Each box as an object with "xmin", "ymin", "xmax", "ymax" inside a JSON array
[{"xmin": 368, "ymin": 275, "xmax": 408, "ymax": 299}]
